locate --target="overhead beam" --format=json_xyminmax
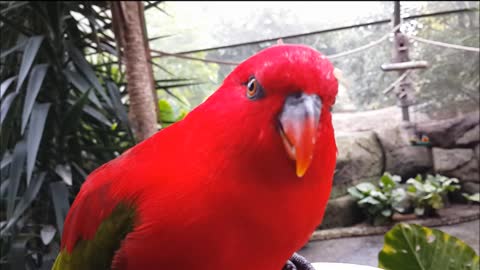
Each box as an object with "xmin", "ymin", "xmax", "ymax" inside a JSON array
[{"xmin": 381, "ymin": 61, "xmax": 429, "ymax": 71}]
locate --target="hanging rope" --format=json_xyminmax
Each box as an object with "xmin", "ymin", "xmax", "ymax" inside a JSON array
[
  {"xmin": 151, "ymin": 23, "xmax": 479, "ymax": 65},
  {"xmin": 150, "ymin": 49, "xmax": 240, "ymax": 66},
  {"xmin": 326, "ymin": 24, "xmax": 402, "ymax": 59},
  {"xmin": 382, "ymin": 70, "xmax": 412, "ymax": 94},
  {"xmin": 406, "ymin": 35, "xmax": 480, "ymax": 53}
]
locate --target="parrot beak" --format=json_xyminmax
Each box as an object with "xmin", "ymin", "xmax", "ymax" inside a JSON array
[{"xmin": 278, "ymin": 93, "xmax": 321, "ymax": 178}]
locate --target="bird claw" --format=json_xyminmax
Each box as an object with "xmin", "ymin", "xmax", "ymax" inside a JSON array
[{"xmin": 282, "ymin": 252, "xmax": 315, "ymax": 270}]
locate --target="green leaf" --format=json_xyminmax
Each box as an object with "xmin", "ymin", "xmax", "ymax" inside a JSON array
[
  {"xmin": 381, "ymin": 209, "xmax": 392, "ymax": 217},
  {"xmin": 463, "ymin": 193, "xmax": 480, "ymax": 203},
  {"xmin": 0, "ymin": 38, "xmax": 26, "ymax": 58},
  {"xmin": 64, "ymin": 69, "xmax": 102, "ymax": 108},
  {"xmin": 82, "ymin": 105, "xmax": 112, "ymax": 127},
  {"xmin": 62, "ymin": 89, "xmax": 91, "ymax": 135},
  {"xmin": 424, "ymin": 182, "xmax": 436, "ymax": 193},
  {"xmin": 50, "ymin": 181, "xmax": 70, "ymax": 235},
  {"xmin": 407, "ymin": 178, "xmax": 425, "ymax": 193},
  {"xmin": 1, "ymin": 152, "xmax": 12, "ymax": 170},
  {"xmin": 0, "ymin": 92, "xmax": 18, "ymax": 124},
  {"xmin": 380, "ymin": 172, "xmax": 399, "ymax": 191},
  {"xmin": 40, "ymin": 225, "xmax": 56, "ymax": 245},
  {"xmin": 358, "ymin": 196, "xmax": 380, "ymax": 205},
  {"xmin": 15, "ymin": 36, "xmax": 44, "ymax": 93},
  {"xmin": 392, "ymin": 188, "xmax": 411, "ymax": 213},
  {"xmin": 6, "ymin": 140, "xmax": 27, "ymax": 220},
  {"xmin": 66, "ymin": 42, "xmax": 113, "ymax": 108},
  {"xmin": 1, "ymin": 179, "xmax": 10, "ymax": 199},
  {"xmin": 0, "ymin": 75, "xmax": 17, "ymax": 99},
  {"xmin": 371, "ymin": 190, "xmax": 388, "ymax": 201},
  {"xmin": 162, "ymin": 88, "xmax": 190, "ymax": 106},
  {"xmin": 158, "ymin": 99, "xmax": 177, "ymax": 123},
  {"xmin": 21, "ymin": 64, "xmax": 49, "ymax": 134},
  {"xmin": 379, "ymin": 223, "xmax": 479, "ymax": 270},
  {"xmin": 430, "ymin": 194, "xmax": 443, "ymax": 209},
  {"xmin": 356, "ymin": 182, "xmax": 376, "ymax": 194},
  {"xmin": 55, "ymin": 164, "xmax": 72, "ymax": 186},
  {"xmin": 71, "ymin": 162, "xmax": 88, "ymax": 180},
  {"xmin": 347, "ymin": 186, "xmax": 365, "ymax": 199},
  {"xmin": 1, "ymin": 172, "xmax": 46, "ymax": 234},
  {"xmin": 26, "ymin": 103, "xmax": 50, "ymax": 186},
  {"xmin": 106, "ymin": 80, "xmax": 129, "ymax": 129}
]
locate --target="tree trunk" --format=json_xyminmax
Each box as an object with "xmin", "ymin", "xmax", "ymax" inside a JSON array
[{"xmin": 111, "ymin": 1, "xmax": 157, "ymax": 141}]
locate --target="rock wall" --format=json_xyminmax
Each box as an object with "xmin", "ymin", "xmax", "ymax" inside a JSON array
[{"xmin": 321, "ymin": 110, "xmax": 479, "ymax": 229}]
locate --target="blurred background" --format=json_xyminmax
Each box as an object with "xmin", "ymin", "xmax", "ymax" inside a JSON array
[{"xmin": 0, "ymin": 1, "xmax": 479, "ymax": 269}]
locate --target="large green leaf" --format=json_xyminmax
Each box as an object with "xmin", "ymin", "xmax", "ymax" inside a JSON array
[
  {"xmin": 63, "ymin": 69, "xmax": 102, "ymax": 108},
  {"xmin": 26, "ymin": 103, "xmax": 51, "ymax": 186},
  {"xmin": 66, "ymin": 42, "xmax": 113, "ymax": 108},
  {"xmin": 348, "ymin": 186, "xmax": 365, "ymax": 199},
  {"xmin": 6, "ymin": 140, "xmax": 27, "ymax": 220},
  {"xmin": 0, "ymin": 75, "xmax": 17, "ymax": 99},
  {"xmin": 1, "ymin": 172, "xmax": 46, "ymax": 234},
  {"xmin": 50, "ymin": 181, "xmax": 70, "ymax": 235},
  {"xmin": 82, "ymin": 104, "xmax": 113, "ymax": 127},
  {"xmin": 356, "ymin": 182, "xmax": 377, "ymax": 194},
  {"xmin": 55, "ymin": 164, "xmax": 72, "ymax": 186},
  {"xmin": 15, "ymin": 36, "xmax": 44, "ymax": 93},
  {"xmin": 378, "ymin": 223, "xmax": 479, "ymax": 270},
  {"xmin": 21, "ymin": 64, "xmax": 49, "ymax": 134},
  {"xmin": 0, "ymin": 38, "xmax": 26, "ymax": 58},
  {"xmin": 61, "ymin": 89, "xmax": 91, "ymax": 135},
  {"xmin": 0, "ymin": 91, "xmax": 17, "ymax": 124},
  {"xmin": 0, "ymin": 179, "xmax": 10, "ymax": 199},
  {"xmin": 106, "ymin": 80, "xmax": 129, "ymax": 128}
]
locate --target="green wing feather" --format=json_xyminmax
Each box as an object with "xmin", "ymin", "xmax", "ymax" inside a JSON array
[{"xmin": 52, "ymin": 203, "xmax": 136, "ymax": 270}]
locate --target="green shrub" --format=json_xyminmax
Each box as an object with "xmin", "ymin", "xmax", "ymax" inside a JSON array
[
  {"xmin": 348, "ymin": 173, "xmax": 410, "ymax": 225},
  {"xmin": 406, "ymin": 174, "xmax": 460, "ymax": 217}
]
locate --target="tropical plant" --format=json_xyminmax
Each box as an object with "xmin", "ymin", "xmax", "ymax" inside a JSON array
[
  {"xmin": 406, "ymin": 174, "xmax": 460, "ymax": 217},
  {"xmin": 0, "ymin": 1, "xmax": 191, "ymax": 269},
  {"xmin": 348, "ymin": 172, "xmax": 411, "ymax": 225},
  {"xmin": 379, "ymin": 223, "xmax": 479, "ymax": 270},
  {"xmin": 0, "ymin": 2, "xmax": 136, "ymax": 269}
]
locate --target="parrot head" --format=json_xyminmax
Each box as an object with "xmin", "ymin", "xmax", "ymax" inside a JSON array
[{"xmin": 194, "ymin": 44, "xmax": 338, "ymax": 179}]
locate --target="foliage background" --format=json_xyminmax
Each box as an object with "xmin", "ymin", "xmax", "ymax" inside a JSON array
[{"xmin": 148, "ymin": 1, "xmax": 479, "ymax": 118}]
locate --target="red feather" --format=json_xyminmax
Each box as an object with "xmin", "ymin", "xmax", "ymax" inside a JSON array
[{"xmin": 60, "ymin": 44, "xmax": 338, "ymax": 270}]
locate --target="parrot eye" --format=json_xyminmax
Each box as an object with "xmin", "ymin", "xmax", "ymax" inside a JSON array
[{"xmin": 246, "ymin": 77, "xmax": 264, "ymax": 100}]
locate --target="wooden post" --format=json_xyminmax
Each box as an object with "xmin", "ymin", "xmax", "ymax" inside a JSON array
[{"xmin": 392, "ymin": 0, "xmax": 413, "ymax": 122}]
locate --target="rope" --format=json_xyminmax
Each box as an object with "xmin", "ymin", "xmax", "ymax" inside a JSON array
[
  {"xmin": 151, "ymin": 23, "xmax": 479, "ymax": 65},
  {"xmin": 382, "ymin": 70, "xmax": 412, "ymax": 94},
  {"xmin": 407, "ymin": 35, "xmax": 480, "ymax": 53},
  {"xmin": 326, "ymin": 24, "xmax": 402, "ymax": 59},
  {"xmin": 150, "ymin": 49, "xmax": 240, "ymax": 66}
]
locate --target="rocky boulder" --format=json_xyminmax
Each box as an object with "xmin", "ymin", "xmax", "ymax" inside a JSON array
[
  {"xmin": 331, "ymin": 131, "xmax": 383, "ymax": 198},
  {"xmin": 433, "ymin": 148, "xmax": 479, "ymax": 183},
  {"xmin": 416, "ymin": 111, "xmax": 479, "ymax": 148},
  {"xmin": 376, "ymin": 125, "xmax": 433, "ymax": 180},
  {"xmin": 319, "ymin": 195, "xmax": 364, "ymax": 229}
]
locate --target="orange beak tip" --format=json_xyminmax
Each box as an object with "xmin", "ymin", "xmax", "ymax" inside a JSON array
[{"xmin": 279, "ymin": 94, "xmax": 321, "ymax": 178}]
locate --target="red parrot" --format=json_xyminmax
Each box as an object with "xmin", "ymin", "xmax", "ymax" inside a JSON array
[{"xmin": 52, "ymin": 44, "xmax": 338, "ymax": 270}]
